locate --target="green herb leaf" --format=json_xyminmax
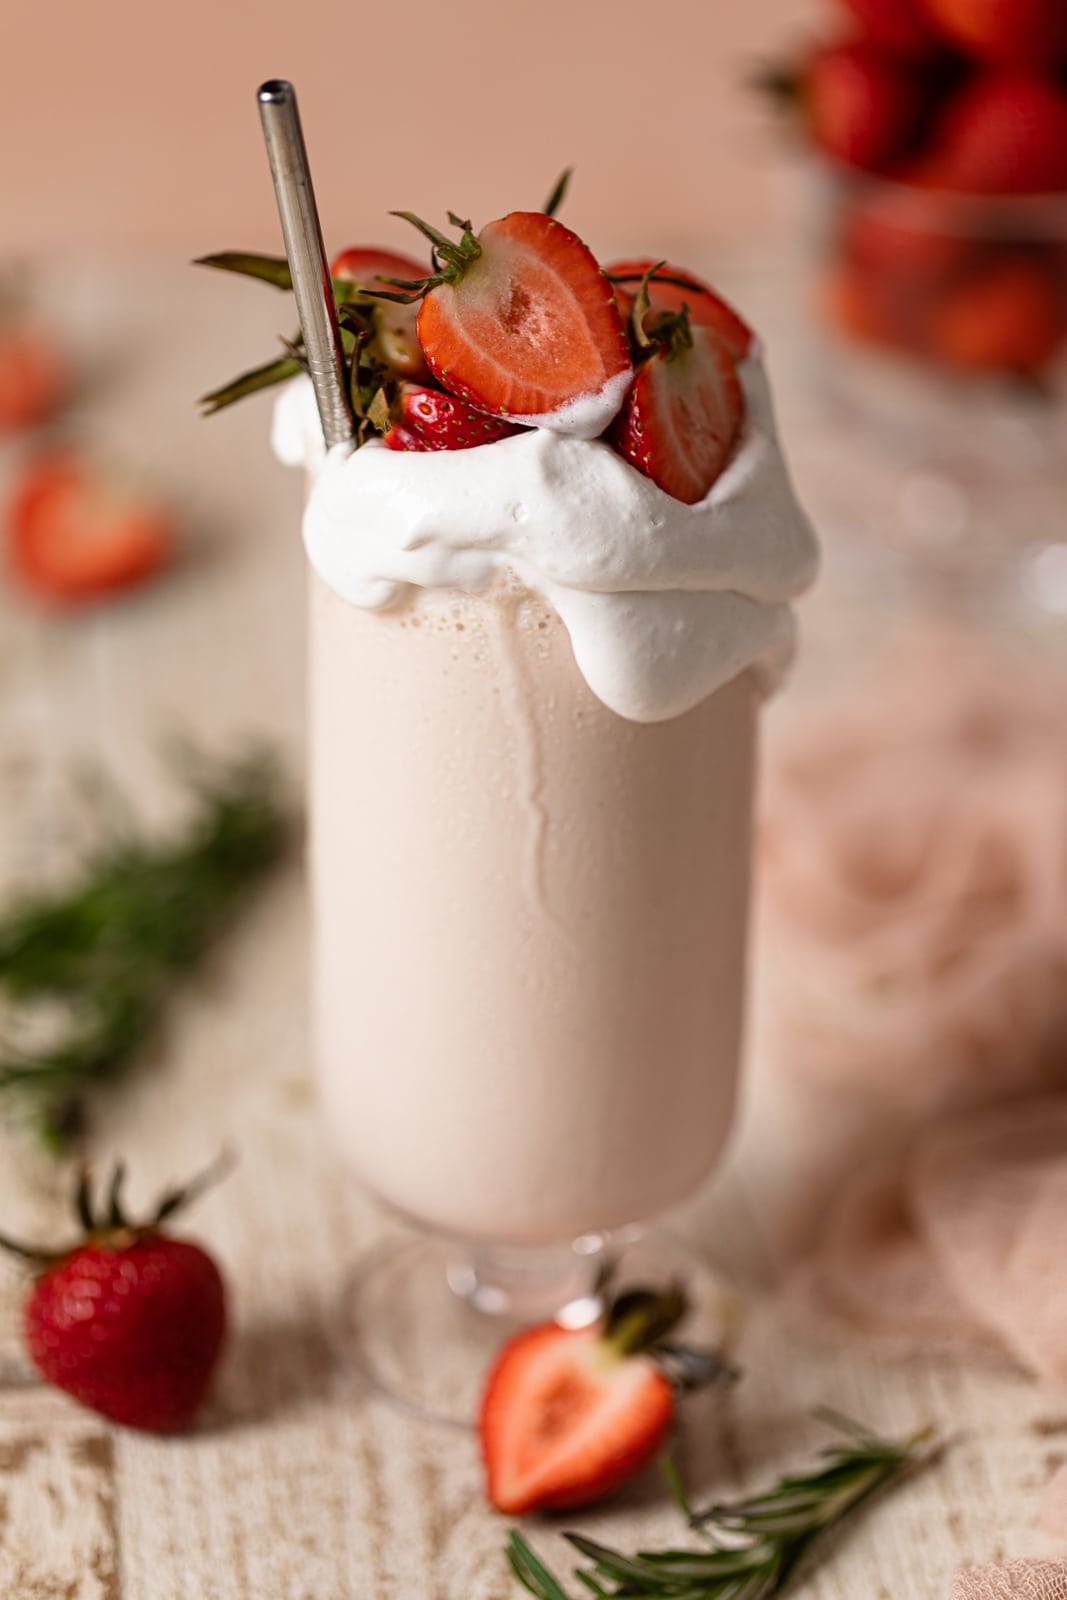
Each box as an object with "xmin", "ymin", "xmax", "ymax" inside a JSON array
[
  {"xmin": 505, "ymin": 1413, "xmax": 938, "ymax": 1600},
  {"xmin": 0, "ymin": 749, "xmax": 290, "ymax": 1147},
  {"xmin": 194, "ymin": 251, "xmax": 294, "ymax": 290},
  {"xmin": 199, "ymin": 353, "xmax": 303, "ymax": 414}
]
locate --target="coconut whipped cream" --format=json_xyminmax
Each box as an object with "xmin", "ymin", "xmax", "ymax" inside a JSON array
[{"xmin": 272, "ymin": 356, "xmax": 818, "ymax": 723}]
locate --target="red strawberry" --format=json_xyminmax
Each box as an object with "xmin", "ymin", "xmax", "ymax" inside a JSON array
[
  {"xmin": 926, "ymin": 257, "xmax": 1067, "ymax": 372},
  {"xmin": 479, "ymin": 1283, "xmax": 731, "ymax": 1515},
  {"xmin": 394, "ymin": 209, "xmax": 631, "ymax": 436},
  {"xmin": 923, "ymin": 0, "xmax": 1067, "ymax": 69},
  {"xmin": 330, "ymin": 246, "xmax": 429, "ymax": 287},
  {"xmin": 803, "ymin": 42, "xmax": 931, "ymax": 170},
  {"xmin": 7, "ymin": 455, "xmax": 173, "ymax": 604},
  {"xmin": 382, "ymin": 385, "xmax": 525, "ymax": 452},
  {"xmin": 838, "ymin": 172, "xmax": 973, "ymax": 287},
  {"xmin": 928, "ymin": 73, "xmax": 1067, "ymax": 194},
  {"xmin": 330, "ymin": 245, "xmax": 432, "ymax": 382},
  {"xmin": 608, "ymin": 299, "xmax": 744, "ymax": 506},
  {"xmin": 606, "ymin": 259, "xmax": 754, "ymax": 363},
  {"xmin": 821, "ymin": 256, "xmax": 915, "ymax": 351},
  {"xmin": 3, "ymin": 1161, "xmax": 227, "ymax": 1433},
  {"xmin": 834, "ymin": 0, "xmax": 940, "ymax": 59},
  {"xmin": 0, "ymin": 323, "xmax": 66, "ymax": 433}
]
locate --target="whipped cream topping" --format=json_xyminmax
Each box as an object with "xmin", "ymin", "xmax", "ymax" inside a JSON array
[{"xmin": 272, "ymin": 356, "xmax": 818, "ymax": 722}]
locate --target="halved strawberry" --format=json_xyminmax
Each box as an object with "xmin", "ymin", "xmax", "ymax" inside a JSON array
[
  {"xmin": 7, "ymin": 455, "xmax": 173, "ymax": 604},
  {"xmin": 608, "ymin": 295, "xmax": 744, "ymax": 505},
  {"xmin": 330, "ymin": 246, "xmax": 432, "ymax": 382},
  {"xmin": 480, "ymin": 1282, "xmax": 735, "ymax": 1516},
  {"xmin": 382, "ymin": 385, "xmax": 526, "ymax": 452},
  {"xmin": 607, "ymin": 259, "xmax": 754, "ymax": 363},
  {"xmin": 481, "ymin": 1322, "xmax": 674, "ymax": 1515},
  {"xmin": 391, "ymin": 209, "xmax": 632, "ymax": 437},
  {"xmin": 0, "ymin": 323, "xmax": 66, "ymax": 433}
]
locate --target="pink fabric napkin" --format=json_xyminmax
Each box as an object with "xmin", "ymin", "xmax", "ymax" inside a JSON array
[
  {"xmin": 760, "ymin": 632, "xmax": 1067, "ymax": 1121},
  {"xmin": 788, "ymin": 1096, "xmax": 1067, "ymax": 1386},
  {"xmin": 953, "ymin": 1562, "xmax": 1067, "ymax": 1599}
]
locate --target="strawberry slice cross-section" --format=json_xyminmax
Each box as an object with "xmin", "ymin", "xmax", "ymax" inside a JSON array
[
  {"xmin": 479, "ymin": 1279, "xmax": 734, "ymax": 1515},
  {"xmin": 480, "ymin": 1321, "xmax": 674, "ymax": 1515},
  {"xmin": 395, "ymin": 209, "xmax": 633, "ymax": 437}
]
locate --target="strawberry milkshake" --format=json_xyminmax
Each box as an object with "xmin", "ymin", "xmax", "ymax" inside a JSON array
[
  {"xmin": 206, "ymin": 192, "xmax": 816, "ymax": 1288},
  {"xmin": 267, "ymin": 217, "xmax": 817, "ymax": 1253}
]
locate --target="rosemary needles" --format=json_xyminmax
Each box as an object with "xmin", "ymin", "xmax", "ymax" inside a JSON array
[
  {"xmin": 507, "ymin": 1410, "xmax": 937, "ymax": 1600},
  {"xmin": 0, "ymin": 748, "xmax": 290, "ymax": 1148}
]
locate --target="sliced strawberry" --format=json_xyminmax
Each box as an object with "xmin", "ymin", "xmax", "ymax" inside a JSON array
[
  {"xmin": 7, "ymin": 456, "xmax": 173, "ymax": 604},
  {"xmin": 0, "ymin": 324, "xmax": 66, "ymax": 433},
  {"xmin": 330, "ymin": 246, "xmax": 432, "ymax": 381},
  {"xmin": 607, "ymin": 259, "xmax": 754, "ymax": 363},
  {"xmin": 480, "ymin": 1322, "xmax": 674, "ymax": 1515},
  {"xmin": 382, "ymin": 385, "xmax": 525, "ymax": 452},
  {"xmin": 608, "ymin": 316, "xmax": 744, "ymax": 506},
  {"xmin": 407, "ymin": 210, "xmax": 631, "ymax": 436}
]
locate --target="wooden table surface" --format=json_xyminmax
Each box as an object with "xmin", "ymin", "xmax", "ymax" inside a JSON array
[{"xmin": 0, "ymin": 258, "xmax": 1063, "ymax": 1600}]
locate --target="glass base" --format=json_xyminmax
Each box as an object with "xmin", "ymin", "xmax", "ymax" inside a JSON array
[{"xmin": 337, "ymin": 1226, "xmax": 738, "ymax": 1428}]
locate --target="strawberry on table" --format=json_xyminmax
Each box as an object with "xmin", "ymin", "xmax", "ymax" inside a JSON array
[
  {"xmin": 606, "ymin": 259, "xmax": 754, "ymax": 363},
  {"xmin": 7, "ymin": 454, "xmax": 173, "ymax": 604},
  {"xmin": 2, "ymin": 1161, "xmax": 227, "ymax": 1433},
  {"xmin": 0, "ymin": 321, "xmax": 67, "ymax": 433},
  {"xmin": 383, "ymin": 209, "xmax": 632, "ymax": 436},
  {"xmin": 608, "ymin": 272, "xmax": 744, "ymax": 506},
  {"xmin": 480, "ymin": 1283, "xmax": 733, "ymax": 1515},
  {"xmin": 330, "ymin": 245, "xmax": 433, "ymax": 382},
  {"xmin": 382, "ymin": 385, "xmax": 526, "ymax": 452}
]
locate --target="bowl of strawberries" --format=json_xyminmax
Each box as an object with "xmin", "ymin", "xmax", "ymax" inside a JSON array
[
  {"xmin": 770, "ymin": 0, "xmax": 1067, "ymax": 396},
  {"xmin": 766, "ymin": 0, "xmax": 1067, "ymax": 598}
]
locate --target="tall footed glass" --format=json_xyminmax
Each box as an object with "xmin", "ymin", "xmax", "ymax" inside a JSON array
[{"xmin": 309, "ymin": 571, "xmax": 757, "ymax": 1421}]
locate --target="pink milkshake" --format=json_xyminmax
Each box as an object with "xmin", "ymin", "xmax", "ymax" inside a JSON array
[{"xmin": 275, "ymin": 349, "xmax": 817, "ymax": 1252}]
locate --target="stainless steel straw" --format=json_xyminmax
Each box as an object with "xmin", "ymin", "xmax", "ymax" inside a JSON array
[{"xmin": 257, "ymin": 79, "xmax": 355, "ymax": 448}]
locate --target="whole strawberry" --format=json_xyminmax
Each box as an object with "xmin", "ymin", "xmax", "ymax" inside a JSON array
[{"xmin": 2, "ymin": 1160, "xmax": 227, "ymax": 1433}]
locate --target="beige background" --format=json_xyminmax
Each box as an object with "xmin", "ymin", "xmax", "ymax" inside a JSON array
[{"xmin": 6, "ymin": 0, "xmax": 811, "ymax": 262}]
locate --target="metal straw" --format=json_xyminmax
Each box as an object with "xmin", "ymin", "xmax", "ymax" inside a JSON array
[{"xmin": 257, "ymin": 79, "xmax": 354, "ymax": 448}]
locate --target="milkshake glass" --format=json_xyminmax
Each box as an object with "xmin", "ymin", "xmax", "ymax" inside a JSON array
[{"xmin": 276, "ymin": 356, "xmax": 817, "ymax": 1415}]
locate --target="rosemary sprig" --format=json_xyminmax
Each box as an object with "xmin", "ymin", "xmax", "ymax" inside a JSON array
[
  {"xmin": 0, "ymin": 748, "xmax": 290, "ymax": 1148},
  {"xmin": 507, "ymin": 1410, "xmax": 937, "ymax": 1600}
]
